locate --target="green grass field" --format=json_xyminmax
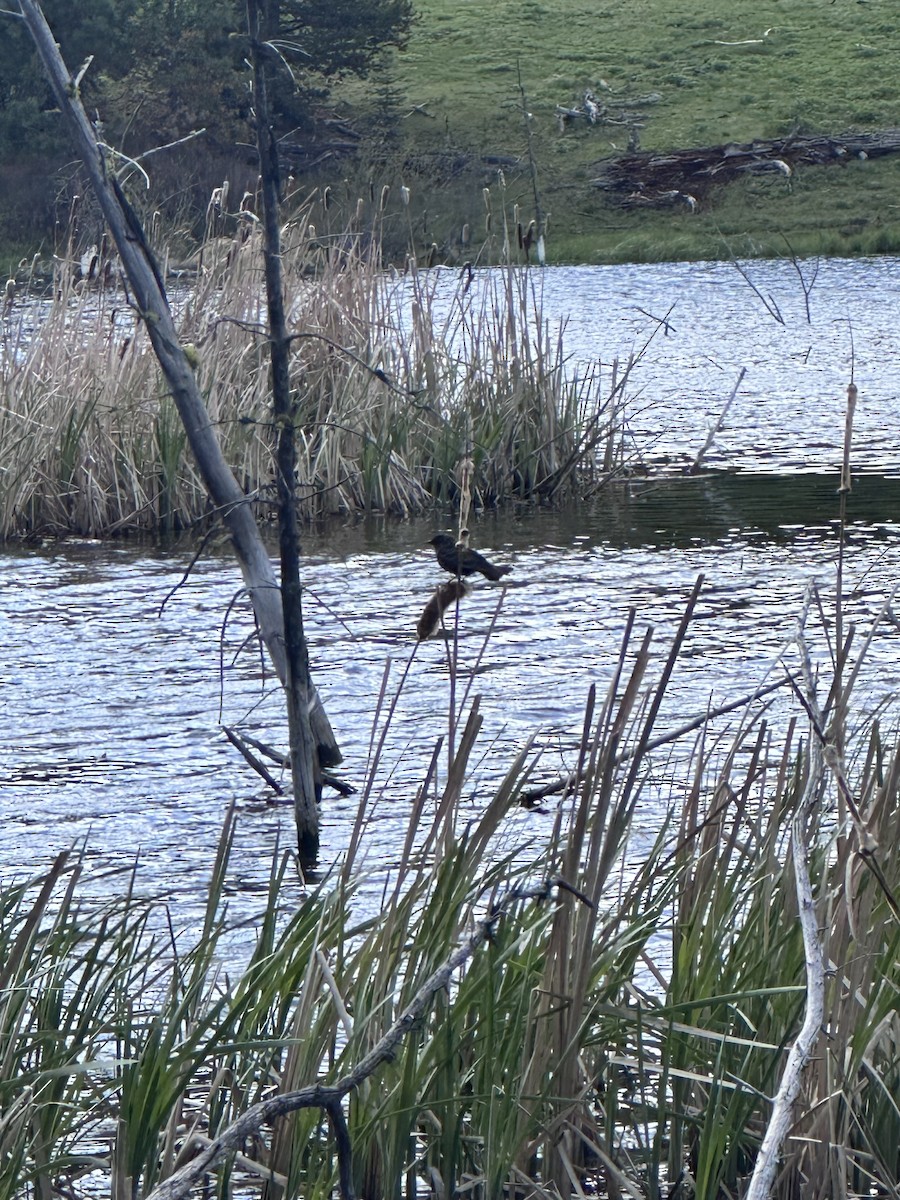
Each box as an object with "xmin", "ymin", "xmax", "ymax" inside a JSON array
[{"xmin": 340, "ymin": 0, "xmax": 900, "ymax": 262}]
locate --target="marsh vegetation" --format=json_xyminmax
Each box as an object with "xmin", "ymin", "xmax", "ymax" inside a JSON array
[
  {"xmin": 4, "ymin": 1, "xmax": 899, "ymax": 1193},
  {"xmin": 4, "ymin": 230, "xmax": 899, "ymax": 1195},
  {"xmin": 4, "ymin": 541, "xmax": 900, "ymax": 1199},
  {"xmin": 0, "ymin": 220, "xmax": 629, "ymax": 542}
]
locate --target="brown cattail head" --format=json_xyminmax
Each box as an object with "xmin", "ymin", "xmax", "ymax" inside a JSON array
[
  {"xmin": 416, "ymin": 580, "xmax": 470, "ymax": 641},
  {"xmin": 840, "ymin": 382, "xmax": 858, "ymax": 494}
]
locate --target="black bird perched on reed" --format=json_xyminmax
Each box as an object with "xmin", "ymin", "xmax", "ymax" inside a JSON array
[{"xmin": 429, "ymin": 533, "xmax": 512, "ymax": 581}]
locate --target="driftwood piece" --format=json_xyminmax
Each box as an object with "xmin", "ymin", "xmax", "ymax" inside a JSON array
[
  {"xmin": 556, "ymin": 89, "xmax": 660, "ymax": 132},
  {"xmin": 222, "ymin": 726, "xmax": 285, "ymax": 795},
  {"xmin": 592, "ymin": 128, "xmax": 900, "ymax": 207},
  {"xmin": 224, "ymin": 727, "xmax": 356, "ymax": 797}
]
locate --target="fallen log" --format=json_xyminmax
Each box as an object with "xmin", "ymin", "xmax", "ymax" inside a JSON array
[{"xmin": 592, "ymin": 127, "xmax": 900, "ymax": 207}]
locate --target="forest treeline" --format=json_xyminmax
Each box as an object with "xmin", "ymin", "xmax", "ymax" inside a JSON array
[{"xmin": 0, "ymin": 0, "xmax": 412, "ymax": 254}]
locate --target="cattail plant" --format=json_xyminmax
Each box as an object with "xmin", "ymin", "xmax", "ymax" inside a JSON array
[
  {"xmin": 3, "ymin": 554, "xmax": 900, "ymax": 1199},
  {"xmin": 1, "ymin": 217, "xmax": 633, "ymax": 539}
]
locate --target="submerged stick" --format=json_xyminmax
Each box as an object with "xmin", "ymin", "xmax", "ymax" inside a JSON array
[
  {"xmin": 689, "ymin": 366, "xmax": 746, "ymax": 474},
  {"xmin": 222, "ymin": 726, "xmax": 284, "ymax": 795}
]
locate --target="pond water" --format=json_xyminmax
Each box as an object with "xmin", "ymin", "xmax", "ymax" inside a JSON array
[
  {"xmin": 3, "ymin": 256, "xmax": 900, "ymax": 945},
  {"xmin": 418, "ymin": 254, "xmax": 899, "ymax": 474}
]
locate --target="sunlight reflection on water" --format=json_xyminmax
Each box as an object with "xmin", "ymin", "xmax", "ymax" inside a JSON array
[
  {"xmin": 4, "ymin": 480, "xmax": 900, "ymax": 949},
  {"xmin": 3, "ymin": 256, "xmax": 900, "ymax": 952}
]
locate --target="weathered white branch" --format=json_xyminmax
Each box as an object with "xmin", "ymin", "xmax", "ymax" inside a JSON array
[
  {"xmin": 143, "ymin": 907, "xmax": 510, "ymax": 1200},
  {"xmin": 16, "ymin": 0, "xmax": 340, "ymax": 768},
  {"xmin": 745, "ymin": 692, "xmax": 826, "ymax": 1200}
]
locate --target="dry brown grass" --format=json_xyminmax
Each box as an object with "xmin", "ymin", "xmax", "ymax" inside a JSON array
[{"xmin": 0, "ymin": 210, "xmax": 632, "ymax": 540}]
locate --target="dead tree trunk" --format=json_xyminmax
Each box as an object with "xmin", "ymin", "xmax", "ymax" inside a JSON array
[
  {"xmin": 247, "ymin": 0, "xmax": 320, "ymax": 863},
  {"xmin": 15, "ymin": 0, "xmax": 341, "ymax": 847}
]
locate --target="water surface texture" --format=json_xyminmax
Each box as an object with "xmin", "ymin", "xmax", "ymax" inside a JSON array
[
  {"xmin": 3, "ymin": 258, "xmax": 900, "ymax": 940},
  {"xmin": 419, "ymin": 255, "xmax": 899, "ymax": 473}
]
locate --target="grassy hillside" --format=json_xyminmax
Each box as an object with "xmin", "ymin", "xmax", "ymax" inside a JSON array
[{"xmin": 340, "ymin": 0, "xmax": 900, "ymax": 262}]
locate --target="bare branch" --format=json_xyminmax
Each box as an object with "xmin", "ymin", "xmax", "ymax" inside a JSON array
[
  {"xmin": 136, "ymin": 128, "xmax": 207, "ymax": 164},
  {"xmin": 14, "ymin": 0, "xmax": 341, "ymax": 771},
  {"xmin": 222, "ymin": 725, "xmax": 285, "ymax": 795},
  {"xmin": 745, "ymin": 736, "xmax": 825, "ymax": 1200},
  {"xmin": 689, "ymin": 366, "xmax": 746, "ymax": 474},
  {"xmin": 143, "ymin": 889, "xmax": 547, "ymax": 1200}
]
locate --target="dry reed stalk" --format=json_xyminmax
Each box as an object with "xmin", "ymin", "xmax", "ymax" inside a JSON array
[
  {"xmin": 416, "ymin": 580, "xmax": 469, "ymax": 641},
  {"xmin": 6, "ymin": 572, "xmax": 900, "ymax": 1198},
  {"xmin": 1, "ymin": 218, "xmax": 632, "ymax": 538}
]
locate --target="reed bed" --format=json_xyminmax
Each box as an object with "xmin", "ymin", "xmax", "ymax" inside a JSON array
[
  {"xmin": 4, "ymin": 570, "xmax": 900, "ymax": 1200},
  {"xmin": 0, "ymin": 213, "xmax": 633, "ymax": 540}
]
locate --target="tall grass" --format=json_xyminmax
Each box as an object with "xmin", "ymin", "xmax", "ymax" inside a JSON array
[
  {"xmin": 0, "ymin": 212, "xmax": 633, "ymax": 540},
  {"xmin": 4, "ymin": 557, "xmax": 900, "ymax": 1198}
]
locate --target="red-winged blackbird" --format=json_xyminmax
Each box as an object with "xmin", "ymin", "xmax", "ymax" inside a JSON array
[{"xmin": 429, "ymin": 533, "xmax": 512, "ymax": 581}]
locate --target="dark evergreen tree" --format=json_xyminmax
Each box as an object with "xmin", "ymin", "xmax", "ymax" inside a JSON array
[
  {"xmin": 0, "ymin": 0, "xmax": 413, "ymax": 249},
  {"xmin": 275, "ymin": 0, "xmax": 413, "ymax": 78}
]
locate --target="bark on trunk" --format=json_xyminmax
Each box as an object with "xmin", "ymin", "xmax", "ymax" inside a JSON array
[{"xmin": 248, "ymin": 0, "xmax": 321, "ymax": 863}]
